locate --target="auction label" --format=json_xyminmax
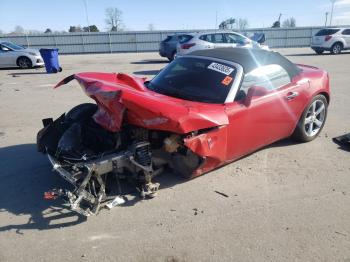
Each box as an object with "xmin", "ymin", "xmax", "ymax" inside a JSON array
[{"xmin": 208, "ymin": 62, "xmax": 234, "ymax": 75}]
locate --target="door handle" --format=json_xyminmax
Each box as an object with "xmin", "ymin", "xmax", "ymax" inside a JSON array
[{"xmin": 286, "ymin": 91, "xmax": 299, "ymax": 100}]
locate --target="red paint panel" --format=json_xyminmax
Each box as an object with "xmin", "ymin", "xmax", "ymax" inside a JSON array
[{"xmin": 55, "ymin": 73, "xmax": 228, "ymax": 133}]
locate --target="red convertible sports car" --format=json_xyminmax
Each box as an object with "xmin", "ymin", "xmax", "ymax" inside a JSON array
[{"xmin": 37, "ymin": 48, "xmax": 330, "ymax": 215}]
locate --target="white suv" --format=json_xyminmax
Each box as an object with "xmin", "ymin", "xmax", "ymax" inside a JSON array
[
  {"xmin": 311, "ymin": 28, "xmax": 350, "ymax": 54},
  {"xmin": 176, "ymin": 31, "xmax": 268, "ymax": 56}
]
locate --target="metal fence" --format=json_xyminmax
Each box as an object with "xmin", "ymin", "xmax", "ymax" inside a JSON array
[{"xmin": 0, "ymin": 26, "xmax": 346, "ymax": 54}]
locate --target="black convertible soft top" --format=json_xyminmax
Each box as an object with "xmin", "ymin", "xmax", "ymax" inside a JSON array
[{"xmin": 190, "ymin": 48, "xmax": 301, "ymax": 78}]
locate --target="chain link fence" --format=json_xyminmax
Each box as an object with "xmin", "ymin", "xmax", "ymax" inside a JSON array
[{"xmin": 0, "ymin": 26, "xmax": 347, "ymax": 54}]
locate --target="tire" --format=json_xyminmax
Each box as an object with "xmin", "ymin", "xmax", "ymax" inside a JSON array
[
  {"xmin": 65, "ymin": 103, "xmax": 97, "ymax": 124},
  {"xmin": 292, "ymin": 95, "xmax": 328, "ymax": 142},
  {"xmin": 168, "ymin": 51, "xmax": 176, "ymax": 62},
  {"xmin": 315, "ymin": 50, "xmax": 324, "ymax": 55},
  {"xmin": 330, "ymin": 43, "xmax": 342, "ymax": 54},
  {"xmin": 17, "ymin": 56, "xmax": 33, "ymax": 69}
]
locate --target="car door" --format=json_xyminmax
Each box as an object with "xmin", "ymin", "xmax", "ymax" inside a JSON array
[
  {"xmin": 211, "ymin": 33, "xmax": 231, "ymax": 48},
  {"xmin": 341, "ymin": 29, "xmax": 350, "ymax": 48},
  {"xmin": 224, "ymin": 64, "xmax": 309, "ymax": 161},
  {"xmin": 224, "ymin": 33, "xmax": 239, "ymax": 48},
  {"xmin": 0, "ymin": 44, "xmax": 16, "ymax": 66}
]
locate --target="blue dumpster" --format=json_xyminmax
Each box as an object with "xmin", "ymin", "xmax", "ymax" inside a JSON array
[{"xmin": 39, "ymin": 48, "xmax": 62, "ymax": 73}]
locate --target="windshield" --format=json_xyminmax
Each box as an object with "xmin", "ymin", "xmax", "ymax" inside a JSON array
[
  {"xmin": 2, "ymin": 42, "xmax": 25, "ymax": 50},
  {"xmin": 146, "ymin": 57, "xmax": 237, "ymax": 103}
]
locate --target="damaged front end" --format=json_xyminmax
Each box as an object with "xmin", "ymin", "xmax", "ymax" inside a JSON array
[
  {"xmin": 37, "ymin": 104, "xmax": 204, "ymax": 216},
  {"xmin": 37, "ymin": 73, "xmax": 229, "ymax": 216}
]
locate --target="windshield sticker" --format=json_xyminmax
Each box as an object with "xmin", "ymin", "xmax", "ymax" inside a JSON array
[
  {"xmin": 208, "ymin": 62, "xmax": 235, "ymax": 75},
  {"xmin": 221, "ymin": 76, "xmax": 233, "ymax": 86}
]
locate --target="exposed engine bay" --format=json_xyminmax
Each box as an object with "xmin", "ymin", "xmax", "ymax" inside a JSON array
[{"xmin": 37, "ymin": 103, "xmax": 202, "ymax": 216}]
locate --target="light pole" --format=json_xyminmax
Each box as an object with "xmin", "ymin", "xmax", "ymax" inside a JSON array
[
  {"xmin": 325, "ymin": 12, "xmax": 329, "ymax": 27},
  {"xmin": 83, "ymin": 0, "xmax": 91, "ymax": 32},
  {"xmin": 330, "ymin": 0, "xmax": 336, "ymax": 26}
]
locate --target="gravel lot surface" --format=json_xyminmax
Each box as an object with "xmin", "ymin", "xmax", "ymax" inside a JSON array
[{"xmin": 0, "ymin": 48, "xmax": 349, "ymax": 262}]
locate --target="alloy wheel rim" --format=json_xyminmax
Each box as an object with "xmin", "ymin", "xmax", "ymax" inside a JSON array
[
  {"xmin": 334, "ymin": 45, "xmax": 341, "ymax": 54},
  {"xmin": 304, "ymin": 99, "xmax": 326, "ymax": 137},
  {"xmin": 19, "ymin": 58, "xmax": 29, "ymax": 68}
]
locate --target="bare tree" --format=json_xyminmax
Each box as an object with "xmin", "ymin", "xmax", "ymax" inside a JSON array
[
  {"xmin": 13, "ymin": 25, "xmax": 25, "ymax": 34},
  {"xmin": 219, "ymin": 18, "xmax": 235, "ymax": 29},
  {"xmin": 148, "ymin": 23, "xmax": 155, "ymax": 31},
  {"xmin": 27, "ymin": 30, "xmax": 42, "ymax": 35},
  {"xmin": 272, "ymin": 13, "xmax": 282, "ymax": 28},
  {"xmin": 69, "ymin": 26, "xmax": 83, "ymax": 33},
  {"xmin": 105, "ymin": 7, "xmax": 123, "ymax": 31},
  {"xmin": 282, "ymin": 17, "xmax": 296, "ymax": 28},
  {"xmin": 237, "ymin": 18, "xmax": 249, "ymax": 30}
]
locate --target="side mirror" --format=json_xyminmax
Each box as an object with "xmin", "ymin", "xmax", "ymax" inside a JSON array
[{"xmin": 244, "ymin": 86, "xmax": 268, "ymax": 106}]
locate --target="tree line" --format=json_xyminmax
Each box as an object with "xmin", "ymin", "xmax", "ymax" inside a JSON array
[
  {"xmin": 0, "ymin": 7, "xmax": 145, "ymax": 35},
  {"xmin": 1, "ymin": 8, "xmax": 297, "ymax": 35}
]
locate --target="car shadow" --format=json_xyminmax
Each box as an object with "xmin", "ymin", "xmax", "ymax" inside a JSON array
[
  {"xmin": 130, "ymin": 59, "xmax": 168, "ymax": 65},
  {"xmin": 286, "ymin": 51, "xmax": 350, "ymax": 57},
  {"xmin": 0, "ymin": 144, "xmax": 88, "ymax": 234},
  {"xmin": 0, "ymin": 143, "xmax": 185, "ymax": 233},
  {"xmin": 8, "ymin": 72, "xmax": 47, "ymax": 76},
  {"xmin": 0, "ymin": 66, "xmax": 44, "ymax": 71},
  {"xmin": 133, "ymin": 70, "xmax": 160, "ymax": 76}
]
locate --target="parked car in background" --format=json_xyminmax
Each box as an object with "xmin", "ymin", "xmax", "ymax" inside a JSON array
[
  {"xmin": 0, "ymin": 41, "xmax": 44, "ymax": 68},
  {"xmin": 159, "ymin": 34, "xmax": 193, "ymax": 61},
  {"xmin": 176, "ymin": 31, "xmax": 268, "ymax": 56},
  {"xmin": 311, "ymin": 28, "xmax": 350, "ymax": 54}
]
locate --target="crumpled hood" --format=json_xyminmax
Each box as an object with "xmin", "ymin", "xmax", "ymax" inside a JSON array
[{"xmin": 55, "ymin": 72, "xmax": 228, "ymax": 133}]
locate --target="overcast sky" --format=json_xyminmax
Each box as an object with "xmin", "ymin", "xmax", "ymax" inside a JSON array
[{"xmin": 0, "ymin": 0, "xmax": 350, "ymax": 33}]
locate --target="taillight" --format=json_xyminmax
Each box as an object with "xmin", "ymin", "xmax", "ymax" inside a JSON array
[
  {"xmin": 325, "ymin": 35, "xmax": 332, "ymax": 41},
  {"xmin": 181, "ymin": 43, "xmax": 196, "ymax": 49}
]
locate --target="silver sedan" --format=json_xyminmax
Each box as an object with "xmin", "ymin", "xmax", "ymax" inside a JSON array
[{"xmin": 0, "ymin": 41, "xmax": 44, "ymax": 68}]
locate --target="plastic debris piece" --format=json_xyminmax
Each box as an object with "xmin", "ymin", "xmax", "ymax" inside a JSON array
[{"xmin": 106, "ymin": 196, "xmax": 126, "ymax": 209}]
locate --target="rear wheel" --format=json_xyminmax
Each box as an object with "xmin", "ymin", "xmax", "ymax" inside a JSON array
[
  {"xmin": 17, "ymin": 57, "xmax": 32, "ymax": 69},
  {"xmin": 292, "ymin": 95, "xmax": 328, "ymax": 142},
  {"xmin": 330, "ymin": 43, "xmax": 342, "ymax": 54}
]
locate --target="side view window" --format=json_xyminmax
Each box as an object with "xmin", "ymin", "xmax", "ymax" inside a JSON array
[
  {"xmin": 342, "ymin": 29, "xmax": 350, "ymax": 35},
  {"xmin": 212, "ymin": 34, "xmax": 225, "ymax": 43},
  {"xmin": 225, "ymin": 34, "xmax": 247, "ymax": 44},
  {"xmin": 200, "ymin": 34, "xmax": 226, "ymax": 43},
  {"xmin": 199, "ymin": 34, "xmax": 210, "ymax": 42},
  {"xmin": 236, "ymin": 64, "xmax": 291, "ymax": 100}
]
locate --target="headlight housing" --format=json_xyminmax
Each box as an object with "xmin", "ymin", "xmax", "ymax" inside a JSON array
[{"xmin": 28, "ymin": 52, "xmax": 37, "ymax": 56}]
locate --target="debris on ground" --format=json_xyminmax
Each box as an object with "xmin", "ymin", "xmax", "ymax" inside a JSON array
[
  {"xmin": 192, "ymin": 208, "xmax": 204, "ymax": 215},
  {"xmin": 214, "ymin": 190, "xmax": 229, "ymax": 198},
  {"xmin": 106, "ymin": 196, "xmax": 126, "ymax": 209},
  {"xmin": 335, "ymin": 231, "xmax": 347, "ymax": 237},
  {"xmin": 333, "ymin": 133, "xmax": 350, "ymax": 150}
]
